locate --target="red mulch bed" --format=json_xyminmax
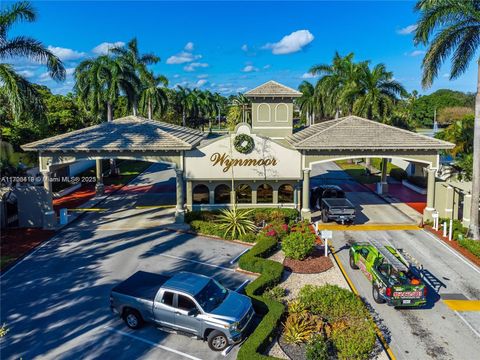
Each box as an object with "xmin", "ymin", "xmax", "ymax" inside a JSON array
[
  {"xmin": 53, "ymin": 184, "xmax": 122, "ymax": 213},
  {"xmin": 1, "ymin": 228, "xmax": 55, "ymax": 271},
  {"xmin": 424, "ymin": 225, "xmax": 480, "ymax": 267},
  {"xmin": 283, "ymin": 248, "xmax": 333, "ymax": 274}
]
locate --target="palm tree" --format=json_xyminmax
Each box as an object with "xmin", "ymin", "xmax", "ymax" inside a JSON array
[
  {"xmin": 111, "ymin": 38, "xmax": 159, "ymax": 116},
  {"xmin": 139, "ymin": 71, "xmax": 168, "ymax": 119},
  {"xmin": 174, "ymin": 86, "xmax": 195, "ymax": 127},
  {"xmin": 350, "ymin": 63, "xmax": 407, "ymax": 121},
  {"xmin": 75, "ymin": 55, "xmax": 140, "ymax": 174},
  {"xmin": 297, "ymin": 81, "xmax": 317, "ymax": 125},
  {"xmin": 310, "ymin": 52, "xmax": 364, "ymax": 117},
  {"xmin": 414, "ymin": 0, "xmax": 480, "ymax": 240},
  {"xmin": 0, "ymin": 1, "xmax": 65, "ymax": 119},
  {"xmin": 230, "ymin": 93, "xmax": 251, "ymax": 123}
]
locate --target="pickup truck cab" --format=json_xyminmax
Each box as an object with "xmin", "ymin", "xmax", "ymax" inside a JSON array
[
  {"xmin": 310, "ymin": 185, "xmax": 356, "ymax": 223},
  {"xmin": 349, "ymin": 241, "xmax": 427, "ymax": 308},
  {"xmin": 110, "ymin": 271, "xmax": 255, "ymax": 351}
]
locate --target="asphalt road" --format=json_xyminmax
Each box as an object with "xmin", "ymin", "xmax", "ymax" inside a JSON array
[
  {"xmin": 311, "ymin": 162, "xmax": 416, "ymax": 224},
  {"xmin": 0, "ymin": 163, "xmax": 254, "ymax": 360},
  {"xmin": 331, "ymin": 229, "xmax": 480, "ymax": 360}
]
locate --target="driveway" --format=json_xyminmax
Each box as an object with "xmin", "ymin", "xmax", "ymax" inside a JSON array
[
  {"xmin": 1, "ymin": 163, "xmax": 254, "ymax": 360},
  {"xmin": 331, "ymin": 229, "xmax": 480, "ymax": 360},
  {"xmin": 311, "ymin": 162, "xmax": 417, "ymax": 224}
]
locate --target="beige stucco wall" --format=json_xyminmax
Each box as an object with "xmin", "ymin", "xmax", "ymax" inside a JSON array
[{"xmin": 251, "ymin": 98, "xmax": 294, "ymax": 138}]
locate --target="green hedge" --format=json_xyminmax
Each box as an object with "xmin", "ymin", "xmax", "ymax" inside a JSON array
[
  {"xmin": 389, "ymin": 167, "xmax": 408, "ymax": 181},
  {"xmin": 237, "ymin": 233, "xmax": 285, "ymax": 360},
  {"xmin": 458, "ymin": 239, "xmax": 480, "ymax": 259}
]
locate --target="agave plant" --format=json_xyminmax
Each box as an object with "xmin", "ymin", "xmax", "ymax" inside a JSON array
[
  {"xmin": 216, "ymin": 207, "xmax": 255, "ymax": 239},
  {"xmin": 282, "ymin": 313, "xmax": 318, "ymax": 345}
]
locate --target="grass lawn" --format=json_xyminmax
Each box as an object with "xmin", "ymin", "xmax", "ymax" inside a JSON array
[
  {"xmin": 458, "ymin": 238, "xmax": 480, "ymax": 259},
  {"xmin": 104, "ymin": 160, "xmax": 151, "ymax": 185},
  {"xmin": 335, "ymin": 160, "xmax": 380, "ymax": 184}
]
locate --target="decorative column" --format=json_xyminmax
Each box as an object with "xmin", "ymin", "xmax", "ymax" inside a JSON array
[
  {"xmin": 444, "ymin": 185, "xmax": 454, "ymax": 219},
  {"xmin": 186, "ymin": 180, "xmax": 192, "ymax": 210},
  {"xmin": 230, "ymin": 190, "xmax": 236, "ymax": 206},
  {"xmin": 301, "ymin": 169, "xmax": 311, "ymax": 220},
  {"xmin": 463, "ymin": 193, "xmax": 472, "ymax": 227},
  {"xmin": 380, "ymin": 158, "xmax": 389, "ymax": 194},
  {"xmin": 95, "ymin": 159, "xmax": 104, "ymax": 195},
  {"xmin": 273, "ymin": 188, "xmax": 279, "ymax": 205},
  {"xmin": 175, "ymin": 168, "xmax": 185, "ymax": 223},
  {"xmin": 41, "ymin": 168, "xmax": 56, "ymax": 229},
  {"xmin": 209, "ymin": 188, "xmax": 215, "ymax": 205},
  {"xmin": 423, "ymin": 166, "xmax": 437, "ymax": 221},
  {"xmin": 252, "ymin": 186, "xmax": 257, "ymax": 205}
]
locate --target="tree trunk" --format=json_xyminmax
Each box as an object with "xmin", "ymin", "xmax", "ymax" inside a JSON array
[
  {"xmin": 182, "ymin": 108, "xmax": 186, "ymax": 127},
  {"xmin": 468, "ymin": 62, "xmax": 480, "ymax": 240},
  {"xmin": 106, "ymin": 102, "xmax": 117, "ymax": 176},
  {"xmin": 148, "ymin": 99, "xmax": 152, "ymax": 120},
  {"xmin": 107, "ymin": 102, "xmax": 113, "ymax": 122}
]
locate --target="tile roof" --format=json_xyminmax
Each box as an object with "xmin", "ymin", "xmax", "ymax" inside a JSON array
[
  {"xmin": 286, "ymin": 115, "xmax": 455, "ymax": 150},
  {"xmin": 244, "ymin": 80, "xmax": 302, "ymax": 98},
  {"xmin": 22, "ymin": 116, "xmax": 206, "ymax": 152}
]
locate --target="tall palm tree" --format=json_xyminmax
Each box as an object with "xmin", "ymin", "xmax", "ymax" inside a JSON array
[
  {"xmin": 350, "ymin": 63, "xmax": 407, "ymax": 121},
  {"xmin": 139, "ymin": 71, "xmax": 168, "ymax": 119},
  {"xmin": 310, "ymin": 52, "xmax": 364, "ymax": 117},
  {"xmin": 297, "ymin": 81, "xmax": 316, "ymax": 125},
  {"xmin": 415, "ymin": 0, "xmax": 480, "ymax": 240},
  {"xmin": 230, "ymin": 93, "xmax": 251, "ymax": 123},
  {"xmin": 0, "ymin": 1, "xmax": 65, "ymax": 119},
  {"xmin": 174, "ymin": 86, "xmax": 196, "ymax": 127},
  {"xmin": 75, "ymin": 55, "xmax": 140, "ymax": 174},
  {"xmin": 111, "ymin": 38, "xmax": 159, "ymax": 116}
]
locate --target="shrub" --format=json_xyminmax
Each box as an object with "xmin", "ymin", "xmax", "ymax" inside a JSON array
[
  {"xmin": 282, "ymin": 313, "xmax": 317, "ymax": 345},
  {"xmin": 264, "ymin": 286, "xmax": 286, "ymax": 302},
  {"xmin": 251, "ymin": 208, "xmax": 298, "ymax": 224},
  {"xmin": 407, "ymin": 175, "xmax": 428, "ymax": 188},
  {"xmin": 282, "ymin": 232, "xmax": 315, "ymax": 260},
  {"xmin": 240, "ymin": 232, "xmax": 257, "ymax": 243},
  {"xmin": 287, "ymin": 299, "xmax": 306, "ymax": 314},
  {"xmin": 189, "ymin": 220, "xmax": 225, "ymax": 238},
  {"xmin": 237, "ymin": 233, "xmax": 285, "ymax": 360},
  {"xmin": 216, "ymin": 207, "xmax": 256, "ymax": 239},
  {"xmin": 306, "ymin": 334, "xmax": 332, "ymax": 360},
  {"xmin": 389, "ymin": 167, "xmax": 408, "ymax": 181},
  {"xmin": 331, "ymin": 320, "xmax": 376, "ymax": 360},
  {"xmin": 458, "ymin": 238, "xmax": 480, "ymax": 259}
]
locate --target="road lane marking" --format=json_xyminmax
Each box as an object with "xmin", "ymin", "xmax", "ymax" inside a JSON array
[
  {"xmin": 453, "ymin": 311, "xmax": 480, "ymax": 338},
  {"xmin": 422, "ymin": 230, "xmax": 480, "ymax": 275},
  {"xmin": 135, "ymin": 205, "xmax": 175, "ymax": 209},
  {"xmin": 68, "ymin": 208, "xmax": 106, "ymax": 212},
  {"xmin": 318, "ymin": 224, "xmax": 420, "ymax": 231},
  {"xmin": 329, "ymin": 243, "xmax": 397, "ymax": 360},
  {"xmin": 158, "ymin": 253, "xmax": 235, "ymax": 272},
  {"xmin": 443, "ymin": 300, "xmax": 480, "ymax": 311},
  {"xmin": 103, "ymin": 326, "xmax": 203, "ymax": 360}
]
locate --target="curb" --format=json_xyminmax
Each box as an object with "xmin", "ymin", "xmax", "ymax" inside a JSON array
[{"xmin": 329, "ymin": 243, "xmax": 397, "ymax": 360}]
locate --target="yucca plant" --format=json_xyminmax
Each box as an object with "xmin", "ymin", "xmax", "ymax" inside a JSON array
[
  {"xmin": 216, "ymin": 207, "xmax": 255, "ymax": 239},
  {"xmin": 282, "ymin": 313, "xmax": 318, "ymax": 345},
  {"xmin": 287, "ymin": 299, "xmax": 307, "ymax": 315}
]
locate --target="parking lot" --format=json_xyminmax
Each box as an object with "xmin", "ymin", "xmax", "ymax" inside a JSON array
[{"xmin": 0, "ymin": 164, "xmax": 255, "ymax": 360}]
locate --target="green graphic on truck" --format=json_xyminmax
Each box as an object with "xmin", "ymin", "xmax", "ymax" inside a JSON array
[{"xmin": 349, "ymin": 239, "xmax": 427, "ymax": 308}]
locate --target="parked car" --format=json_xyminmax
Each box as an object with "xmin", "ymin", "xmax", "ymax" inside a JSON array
[
  {"xmin": 349, "ymin": 241, "xmax": 427, "ymax": 308},
  {"xmin": 110, "ymin": 271, "xmax": 255, "ymax": 351},
  {"xmin": 310, "ymin": 185, "xmax": 356, "ymax": 223}
]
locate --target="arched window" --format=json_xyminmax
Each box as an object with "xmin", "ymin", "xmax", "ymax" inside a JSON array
[
  {"xmin": 214, "ymin": 184, "xmax": 231, "ymax": 204},
  {"xmin": 275, "ymin": 103, "xmax": 288, "ymax": 122},
  {"xmin": 257, "ymin": 184, "xmax": 273, "ymax": 203},
  {"xmin": 236, "ymin": 184, "xmax": 252, "ymax": 204},
  {"xmin": 278, "ymin": 184, "xmax": 294, "ymax": 203},
  {"xmin": 257, "ymin": 103, "xmax": 271, "ymax": 122},
  {"xmin": 193, "ymin": 184, "xmax": 209, "ymax": 204}
]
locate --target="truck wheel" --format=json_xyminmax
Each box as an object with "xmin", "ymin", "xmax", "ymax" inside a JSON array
[
  {"xmin": 349, "ymin": 254, "xmax": 359, "ymax": 269},
  {"xmin": 322, "ymin": 210, "xmax": 329, "ymax": 223},
  {"xmin": 207, "ymin": 330, "xmax": 229, "ymax": 351},
  {"xmin": 372, "ymin": 286, "xmax": 386, "ymax": 304},
  {"xmin": 123, "ymin": 309, "xmax": 143, "ymax": 329}
]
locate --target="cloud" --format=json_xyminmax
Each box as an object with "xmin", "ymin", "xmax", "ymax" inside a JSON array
[
  {"xmin": 236, "ymin": 87, "xmax": 247, "ymax": 93},
  {"xmin": 197, "ymin": 74, "xmax": 208, "ymax": 79},
  {"xmin": 183, "ymin": 62, "xmax": 208, "ymax": 72},
  {"xmin": 38, "ymin": 71, "xmax": 51, "ymax": 82},
  {"xmin": 241, "ymin": 44, "xmax": 248, "ymax": 52},
  {"xmin": 184, "ymin": 42, "xmax": 194, "ymax": 51},
  {"xmin": 92, "ymin": 41, "xmax": 125, "ymax": 55},
  {"xmin": 47, "ymin": 46, "xmax": 86, "ymax": 60},
  {"xmin": 65, "ymin": 67, "xmax": 76, "ymax": 76},
  {"xmin": 17, "ymin": 70, "xmax": 35, "ymax": 78},
  {"xmin": 173, "ymin": 74, "xmax": 180, "ymax": 78},
  {"xmin": 263, "ymin": 30, "xmax": 314, "ymax": 55},
  {"xmin": 301, "ymin": 72, "xmax": 317, "ymax": 79},
  {"xmin": 443, "ymin": 73, "xmax": 450, "ymax": 78},
  {"xmin": 242, "ymin": 65, "xmax": 258, "ymax": 72},
  {"xmin": 397, "ymin": 24, "xmax": 417, "ymax": 35},
  {"xmin": 263, "ymin": 64, "xmax": 271, "ymax": 70},
  {"xmin": 196, "ymin": 79, "xmax": 208, "ymax": 87},
  {"xmin": 167, "ymin": 51, "xmax": 202, "ymax": 64},
  {"xmin": 407, "ymin": 50, "xmax": 426, "ymax": 57}
]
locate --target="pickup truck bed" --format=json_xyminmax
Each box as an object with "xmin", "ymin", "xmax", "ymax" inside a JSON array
[{"xmin": 111, "ymin": 271, "xmax": 169, "ymax": 301}]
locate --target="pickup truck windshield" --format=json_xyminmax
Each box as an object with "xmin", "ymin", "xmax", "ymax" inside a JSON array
[{"xmin": 195, "ymin": 279, "xmax": 228, "ymax": 312}]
